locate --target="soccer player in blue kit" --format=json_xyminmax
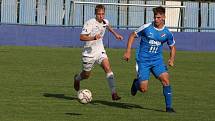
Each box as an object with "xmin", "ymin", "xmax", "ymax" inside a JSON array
[{"xmin": 123, "ymin": 6, "xmax": 176, "ymax": 113}]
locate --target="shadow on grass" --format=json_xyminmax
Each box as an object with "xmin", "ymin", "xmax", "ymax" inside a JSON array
[
  {"xmin": 43, "ymin": 93, "xmax": 77, "ymax": 100},
  {"xmin": 91, "ymin": 100, "xmax": 165, "ymax": 112},
  {"xmin": 91, "ymin": 100, "xmax": 142, "ymax": 109},
  {"xmin": 65, "ymin": 113, "xmax": 82, "ymax": 116},
  {"xmin": 43, "ymin": 93, "xmax": 83, "ymax": 116},
  {"xmin": 43, "ymin": 93, "xmax": 165, "ymax": 112}
]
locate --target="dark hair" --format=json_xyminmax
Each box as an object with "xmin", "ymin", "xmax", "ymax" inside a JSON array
[
  {"xmin": 153, "ymin": 6, "xmax": 165, "ymax": 15},
  {"xmin": 95, "ymin": 4, "xmax": 105, "ymax": 14}
]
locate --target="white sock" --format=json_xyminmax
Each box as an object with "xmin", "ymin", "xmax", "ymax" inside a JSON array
[{"xmin": 106, "ymin": 72, "xmax": 116, "ymax": 94}]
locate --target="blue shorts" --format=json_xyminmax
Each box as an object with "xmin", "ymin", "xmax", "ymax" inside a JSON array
[{"xmin": 137, "ymin": 59, "xmax": 168, "ymax": 81}]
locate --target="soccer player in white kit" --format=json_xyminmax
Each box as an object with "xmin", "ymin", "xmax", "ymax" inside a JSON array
[{"xmin": 74, "ymin": 5, "xmax": 123, "ymax": 100}]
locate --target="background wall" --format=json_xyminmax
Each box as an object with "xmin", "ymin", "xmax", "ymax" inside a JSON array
[
  {"xmin": 0, "ymin": 24, "xmax": 215, "ymax": 51},
  {"xmin": 1, "ymin": 0, "xmax": 215, "ymax": 32}
]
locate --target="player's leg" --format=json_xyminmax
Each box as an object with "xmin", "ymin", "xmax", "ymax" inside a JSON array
[
  {"xmin": 158, "ymin": 73, "xmax": 175, "ymax": 112},
  {"xmin": 74, "ymin": 56, "xmax": 95, "ymax": 91},
  {"xmin": 132, "ymin": 80, "xmax": 148, "ymax": 96},
  {"xmin": 100, "ymin": 57, "xmax": 121, "ymax": 100},
  {"xmin": 74, "ymin": 70, "xmax": 91, "ymax": 91},
  {"xmin": 152, "ymin": 61, "xmax": 175, "ymax": 113},
  {"xmin": 131, "ymin": 61, "xmax": 150, "ymax": 96},
  {"xmin": 139, "ymin": 81, "xmax": 149, "ymax": 92},
  {"xmin": 131, "ymin": 62, "xmax": 139, "ymax": 95}
]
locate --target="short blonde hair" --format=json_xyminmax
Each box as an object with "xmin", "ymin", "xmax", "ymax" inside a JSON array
[{"xmin": 95, "ymin": 4, "xmax": 105, "ymax": 14}]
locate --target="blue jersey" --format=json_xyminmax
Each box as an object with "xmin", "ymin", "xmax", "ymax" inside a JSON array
[{"xmin": 135, "ymin": 22, "xmax": 175, "ymax": 61}]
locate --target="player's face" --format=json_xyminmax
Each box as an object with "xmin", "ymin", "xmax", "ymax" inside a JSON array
[
  {"xmin": 154, "ymin": 13, "xmax": 165, "ymax": 28},
  {"xmin": 95, "ymin": 9, "xmax": 105, "ymax": 23}
]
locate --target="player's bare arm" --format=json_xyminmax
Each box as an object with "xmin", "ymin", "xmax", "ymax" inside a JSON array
[
  {"xmin": 107, "ymin": 25, "xmax": 123, "ymax": 40},
  {"xmin": 123, "ymin": 32, "xmax": 137, "ymax": 61},
  {"xmin": 168, "ymin": 45, "xmax": 176, "ymax": 67},
  {"xmin": 80, "ymin": 34, "xmax": 101, "ymax": 41}
]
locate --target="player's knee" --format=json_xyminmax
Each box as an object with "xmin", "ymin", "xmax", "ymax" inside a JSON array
[
  {"xmin": 83, "ymin": 74, "xmax": 90, "ymax": 79},
  {"xmin": 159, "ymin": 73, "xmax": 170, "ymax": 86},
  {"xmin": 139, "ymin": 84, "xmax": 148, "ymax": 93},
  {"xmin": 139, "ymin": 87, "xmax": 147, "ymax": 93},
  {"xmin": 81, "ymin": 72, "xmax": 90, "ymax": 79},
  {"xmin": 161, "ymin": 79, "xmax": 170, "ymax": 86},
  {"xmin": 139, "ymin": 81, "xmax": 148, "ymax": 93}
]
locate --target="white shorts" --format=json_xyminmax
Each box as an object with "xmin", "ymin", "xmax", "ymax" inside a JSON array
[{"xmin": 82, "ymin": 52, "xmax": 108, "ymax": 71}]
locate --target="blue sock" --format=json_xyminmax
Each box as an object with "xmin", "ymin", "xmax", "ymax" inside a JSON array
[{"xmin": 163, "ymin": 85, "xmax": 172, "ymax": 108}]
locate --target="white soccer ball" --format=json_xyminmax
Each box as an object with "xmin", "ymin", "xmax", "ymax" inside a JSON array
[{"xmin": 77, "ymin": 89, "xmax": 92, "ymax": 104}]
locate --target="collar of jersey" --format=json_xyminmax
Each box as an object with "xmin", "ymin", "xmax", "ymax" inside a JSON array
[{"xmin": 152, "ymin": 22, "xmax": 165, "ymax": 31}]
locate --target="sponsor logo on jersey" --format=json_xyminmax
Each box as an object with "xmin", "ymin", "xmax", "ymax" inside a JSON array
[{"xmin": 149, "ymin": 40, "xmax": 161, "ymax": 46}]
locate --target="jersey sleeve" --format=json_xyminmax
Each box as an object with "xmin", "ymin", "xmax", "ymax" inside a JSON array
[
  {"xmin": 167, "ymin": 32, "xmax": 175, "ymax": 46},
  {"xmin": 81, "ymin": 20, "xmax": 92, "ymax": 35},
  {"xmin": 134, "ymin": 23, "xmax": 151, "ymax": 37},
  {"xmin": 103, "ymin": 19, "xmax": 109, "ymax": 26}
]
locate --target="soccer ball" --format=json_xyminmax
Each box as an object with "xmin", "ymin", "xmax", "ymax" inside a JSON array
[{"xmin": 77, "ymin": 89, "xmax": 92, "ymax": 104}]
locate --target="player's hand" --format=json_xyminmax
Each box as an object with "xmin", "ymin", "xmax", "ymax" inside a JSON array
[
  {"xmin": 168, "ymin": 59, "xmax": 174, "ymax": 67},
  {"xmin": 116, "ymin": 34, "xmax": 123, "ymax": 40},
  {"xmin": 123, "ymin": 51, "xmax": 131, "ymax": 61},
  {"xmin": 94, "ymin": 34, "xmax": 101, "ymax": 40}
]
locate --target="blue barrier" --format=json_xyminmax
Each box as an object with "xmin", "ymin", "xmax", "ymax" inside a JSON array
[{"xmin": 0, "ymin": 24, "xmax": 215, "ymax": 51}]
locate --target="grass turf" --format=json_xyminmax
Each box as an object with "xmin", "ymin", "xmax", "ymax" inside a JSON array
[{"xmin": 0, "ymin": 46, "xmax": 214, "ymax": 121}]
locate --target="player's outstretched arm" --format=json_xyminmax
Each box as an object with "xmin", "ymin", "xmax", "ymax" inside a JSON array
[
  {"xmin": 107, "ymin": 25, "xmax": 123, "ymax": 40},
  {"xmin": 123, "ymin": 32, "xmax": 136, "ymax": 61},
  {"xmin": 168, "ymin": 45, "xmax": 176, "ymax": 67},
  {"xmin": 80, "ymin": 34, "xmax": 101, "ymax": 41}
]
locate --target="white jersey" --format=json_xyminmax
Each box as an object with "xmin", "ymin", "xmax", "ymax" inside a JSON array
[{"xmin": 81, "ymin": 18, "xmax": 109, "ymax": 57}]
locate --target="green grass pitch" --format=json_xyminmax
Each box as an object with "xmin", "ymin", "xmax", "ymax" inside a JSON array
[{"xmin": 0, "ymin": 46, "xmax": 214, "ymax": 121}]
